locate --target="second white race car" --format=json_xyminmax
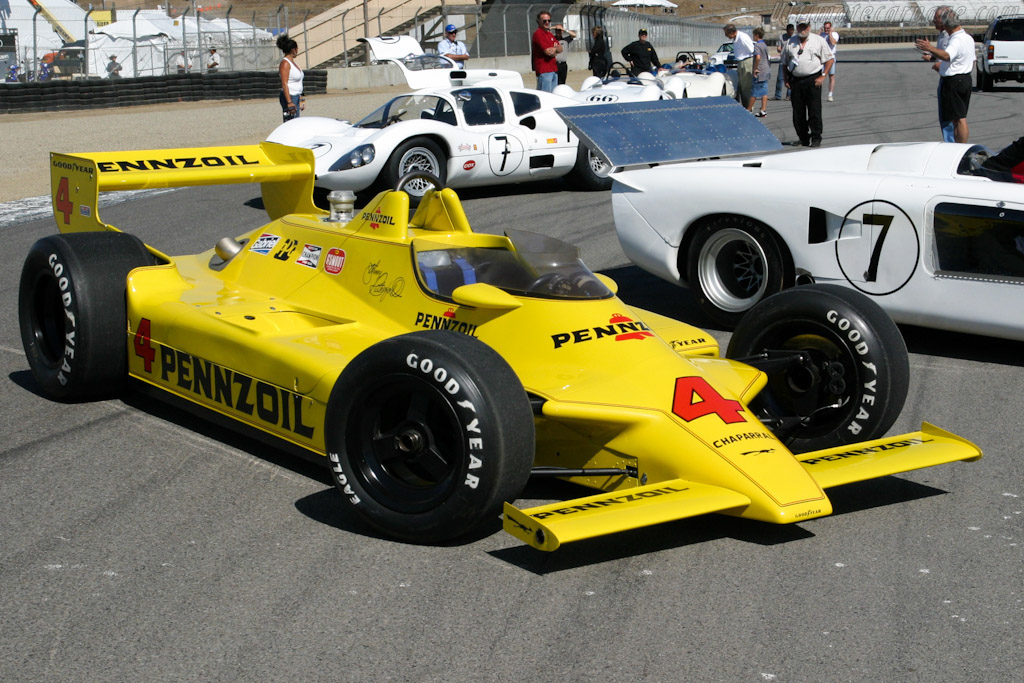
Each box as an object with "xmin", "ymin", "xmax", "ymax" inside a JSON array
[{"xmin": 612, "ymin": 141, "xmax": 1024, "ymax": 340}]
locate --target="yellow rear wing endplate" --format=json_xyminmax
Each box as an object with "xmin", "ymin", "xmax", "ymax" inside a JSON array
[
  {"xmin": 504, "ymin": 479, "xmax": 750, "ymax": 551},
  {"xmin": 49, "ymin": 142, "xmax": 319, "ymax": 236},
  {"xmin": 796, "ymin": 422, "xmax": 982, "ymax": 489}
]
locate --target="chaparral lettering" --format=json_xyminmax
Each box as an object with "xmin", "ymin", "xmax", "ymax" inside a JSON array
[
  {"xmin": 154, "ymin": 343, "xmax": 315, "ymax": 438},
  {"xmin": 712, "ymin": 431, "xmax": 776, "ymax": 449}
]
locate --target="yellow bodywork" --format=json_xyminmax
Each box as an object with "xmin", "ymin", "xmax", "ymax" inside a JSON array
[{"xmin": 49, "ymin": 144, "xmax": 983, "ymax": 551}]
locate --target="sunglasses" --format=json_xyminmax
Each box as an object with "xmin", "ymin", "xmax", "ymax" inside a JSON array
[{"xmin": 541, "ymin": 19, "xmax": 551, "ymax": 23}]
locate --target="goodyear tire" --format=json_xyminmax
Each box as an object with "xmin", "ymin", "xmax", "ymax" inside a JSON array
[
  {"xmin": 19, "ymin": 232, "xmax": 154, "ymax": 400},
  {"xmin": 326, "ymin": 331, "xmax": 534, "ymax": 543},
  {"xmin": 727, "ymin": 283, "xmax": 909, "ymax": 453},
  {"xmin": 686, "ymin": 215, "xmax": 790, "ymax": 329},
  {"xmin": 384, "ymin": 137, "xmax": 446, "ymax": 203},
  {"xmin": 566, "ymin": 143, "xmax": 612, "ymax": 191}
]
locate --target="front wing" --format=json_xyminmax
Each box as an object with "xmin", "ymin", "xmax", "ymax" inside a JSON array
[{"xmin": 504, "ymin": 424, "xmax": 981, "ymax": 551}]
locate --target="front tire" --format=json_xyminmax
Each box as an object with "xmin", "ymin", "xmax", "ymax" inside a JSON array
[
  {"xmin": 727, "ymin": 284, "xmax": 909, "ymax": 453},
  {"xmin": 326, "ymin": 331, "xmax": 534, "ymax": 544},
  {"xmin": 979, "ymin": 69, "xmax": 993, "ymax": 92},
  {"xmin": 384, "ymin": 137, "xmax": 447, "ymax": 203},
  {"xmin": 566, "ymin": 143, "xmax": 612, "ymax": 191},
  {"xmin": 18, "ymin": 232, "xmax": 154, "ymax": 400},
  {"xmin": 686, "ymin": 216, "xmax": 789, "ymax": 328}
]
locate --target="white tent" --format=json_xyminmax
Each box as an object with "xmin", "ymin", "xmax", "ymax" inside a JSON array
[{"xmin": 86, "ymin": 10, "xmax": 273, "ymax": 78}]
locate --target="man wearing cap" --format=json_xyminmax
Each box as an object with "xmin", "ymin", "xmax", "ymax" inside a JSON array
[
  {"xmin": 781, "ymin": 21, "xmax": 834, "ymax": 147},
  {"xmin": 438, "ymin": 24, "xmax": 469, "ymax": 68},
  {"xmin": 621, "ymin": 29, "xmax": 660, "ymax": 77},
  {"xmin": 206, "ymin": 47, "xmax": 220, "ymax": 73},
  {"xmin": 532, "ymin": 11, "xmax": 561, "ymax": 92},
  {"xmin": 724, "ymin": 24, "xmax": 755, "ymax": 111},
  {"xmin": 553, "ymin": 23, "xmax": 576, "ymax": 85}
]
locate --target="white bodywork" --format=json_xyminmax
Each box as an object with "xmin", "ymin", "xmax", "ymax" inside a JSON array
[
  {"xmin": 359, "ymin": 36, "xmax": 524, "ymax": 90},
  {"xmin": 612, "ymin": 142, "xmax": 1024, "ymax": 340},
  {"xmin": 566, "ymin": 67, "xmax": 734, "ymax": 101}
]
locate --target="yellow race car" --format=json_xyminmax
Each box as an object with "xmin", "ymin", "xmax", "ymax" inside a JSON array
[{"xmin": 19, "ymin": 143, "xmax": 981, "ymax": 551}]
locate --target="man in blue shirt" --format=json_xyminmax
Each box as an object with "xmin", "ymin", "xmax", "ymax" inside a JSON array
[{"xmin": 438, "ymin": 24, "xmax": 469, "ymax": 68}]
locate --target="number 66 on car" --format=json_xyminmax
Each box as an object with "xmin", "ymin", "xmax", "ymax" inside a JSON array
[{"xmin": 18, "ymin": 142, "xmax": 980, "ymax": 552}]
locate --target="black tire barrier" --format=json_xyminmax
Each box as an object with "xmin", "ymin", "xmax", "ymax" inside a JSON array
[{"xmin": 0, "ymin": 70, "xmax": 327, "ymax": 114}]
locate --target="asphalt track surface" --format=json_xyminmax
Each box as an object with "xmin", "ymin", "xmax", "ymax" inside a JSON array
[{"xmin": 2, "ymin": 48, "xmax": 1022, "ymax": 681}]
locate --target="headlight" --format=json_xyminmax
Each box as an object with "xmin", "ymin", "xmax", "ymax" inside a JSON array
[{"xmin": 330, "ymin": 144, "xmax": 376, "ymax": 172}]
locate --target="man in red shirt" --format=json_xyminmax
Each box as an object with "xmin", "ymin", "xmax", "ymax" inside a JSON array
[{"xmin": 531, "ymin": 11, "xmax": 561, "ymax": 92}]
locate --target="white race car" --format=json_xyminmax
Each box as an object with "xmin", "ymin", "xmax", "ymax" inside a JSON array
[
  {"xmin": 612, "ymin": 141, "xmax": 1024, "ymax": 341},
  {"xmin": 266, "ymin": 84, "xmax": 618, "ymax": 201}
]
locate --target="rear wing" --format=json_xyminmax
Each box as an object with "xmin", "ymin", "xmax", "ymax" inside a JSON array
[
  {"xmin": 554, "ymin": 97, "xmax": 782, "ymax": 171},
  {"xmin": 49, "ymin": 142, "xmax": 320, "ymax": 236}
]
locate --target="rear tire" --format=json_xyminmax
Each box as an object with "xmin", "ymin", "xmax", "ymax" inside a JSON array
[
  {"xmin": 686, "ymin": 216, "xmax": 790, "ymax": 329},
  {"xmin": 566, "ymin": 143, "xmax": 612, "ymax": 191},
  {"xmin": 326, "ymin": 331, "xmax": 534, "ymax": 543},
  {"xmin": 18, "ymin": 232, "xmax": 154, "ymax": 400},
  {"xmin": 727, "ymin": 284, "xmax": 909, "ymax": 453}
]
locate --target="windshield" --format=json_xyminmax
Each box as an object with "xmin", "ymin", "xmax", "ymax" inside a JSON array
[
  {"xmin": 399, "ymin": 53, "xmax": 454, "ymax": 71},
  {"xmin": 356, "ymin": 94, "xmax": 456, "ymax": 129},
  {"xmin": 413, "ymin": 229, "xmax": 613, "ymax": 300}
]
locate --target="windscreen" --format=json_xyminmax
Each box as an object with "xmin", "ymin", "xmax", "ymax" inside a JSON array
[
  {"xmin": 413, "ymin": 229, "xmax": 613, "ymax": 300},
  {"xmin": 356, "ymin": 94, "xmax": 454, "ymax": 129}
]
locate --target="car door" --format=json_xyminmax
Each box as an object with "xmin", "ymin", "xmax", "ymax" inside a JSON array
[{"xmin": 452, "ymin": 87, "xmax": 527, "ymax": 180}]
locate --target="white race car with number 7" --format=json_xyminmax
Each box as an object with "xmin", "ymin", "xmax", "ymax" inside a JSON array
[{"xmin": 612, "ymin": 141, "xmax": 1024, "ymax": 339}]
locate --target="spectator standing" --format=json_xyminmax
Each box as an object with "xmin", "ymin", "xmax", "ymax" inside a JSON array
[
  {"xmin": 531, "ymin": 11, "xmax": 561, "ymax": 92},
  {"xmin": 106, "ymin": 55, "xmax": 122, "ymax": 79},
  {"xmin": 820, "ymin": 21, "xmax": 839, "ymax": 100},
  {"xmin": 207, "ymin": 47, "xmax": 221, "ymax": 73},
  {"xmin": 621, "ymin": 28, "xmax": 660, "ymax": 76},
  {"xmin": 916, "ymin": 7, "xmax": 975, "ymax": 143},
  {"xmin": 589, "ymin": 25, "xmax": 611, "ymax": 78},
  {"xmin": 438, "ymin": 24, "xmax": 469, "ymax": 68},
  {"xmin": 781, "ymin": 21, "xmax": 834, "ymax": 147},
  {"xmin": 553, "ymin": 24, "xmax": 576, "ymax": 85},
  {"xmin": 774, "ymin": 24, "xmax": 794, "ymax": 99},
  {"xmin": 277, "ymin": 34, "xmax": 305, "ymax": 121},
  {"xmin": 724, "ymin": 24, "xmax": 755, "ymax": 111},
  {"xmin": 174, "ymin": 51, "xmax": 187, "ymax": 74},
  {"xmin": 752, "ymin": 27, "xmax": 770, "ymax": 117}
]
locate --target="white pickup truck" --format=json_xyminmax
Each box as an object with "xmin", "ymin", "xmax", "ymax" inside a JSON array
[{"xmin": 978, "ymin": 14, "xmax": 1024, "ymax": 90}]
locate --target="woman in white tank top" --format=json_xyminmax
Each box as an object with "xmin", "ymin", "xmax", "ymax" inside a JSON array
[{"xmin": 277, "ymin": 34, "xmax": 305, "ymax": 121}]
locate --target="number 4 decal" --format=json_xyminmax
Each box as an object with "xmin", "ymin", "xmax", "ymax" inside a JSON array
[
  {"xmin": 56, "ymin": 176, "xmax": 73, "ymax": 225},
  {"xmin": 672, "ymin": 376, "xmax": 746, "ymax": 424},
  {"xmin": 134, "ymin": 318, "xmax": 155, "ymax": 373}
]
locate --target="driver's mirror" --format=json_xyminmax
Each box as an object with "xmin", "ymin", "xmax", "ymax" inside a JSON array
[{"xmin": 520, "ymin": 116, "xmax": 536, "ymax": 130}]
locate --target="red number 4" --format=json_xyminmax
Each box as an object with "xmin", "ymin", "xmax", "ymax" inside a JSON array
[
  {"xmin": 134, "ymin": 318, "xmax": 156, "ymax": 373},
  {"xmin": 672, "ymin": 376, "xmax": 746, "ymax": 424},
  {"xmin": 56, "ymin": 176, "xmax": 73, "ymax": 225}
]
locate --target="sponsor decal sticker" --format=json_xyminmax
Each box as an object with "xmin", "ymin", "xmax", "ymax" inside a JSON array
[
  {"xmin": 249, "ymin": 233, "xmax": 281, "ymax": 255},
  {"xmin": 360, "ymin": 206, "xmax": 396, "ymax": 230},
  {"xmin": 529, "ymin": 486, "xmax": 690, "ymax": 519},
  {"xmin": 296, "ymin": 244, "xmax": 322, "ymax": 269},
  {"xmin": 802, "ymin": 437, "xmax": 933, "ymax": 465},
  {"xmin": 95, "ymin": 155, "xmax": 260, "ymax": 173},
  {"xmin": 458, "ymin": 143, "xmax": 473, "ymax": 152},
  {"xmin": 414, "ymin": 308, "xmax": 478, "ymax": 337},
  {"xmin": 324, "ymin": 248, "xmax": 346, "ymax": 274},
  {"xmin": 463, "ymin": 160, "xmax": 476, "ymax": 170},
  {"xmin": 546, "ymin": 138, "xmax": 558, "ymax": 144},
  {"xmin": 551, "ymin": 313, "xmax": 653, "ymax": 348}
]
